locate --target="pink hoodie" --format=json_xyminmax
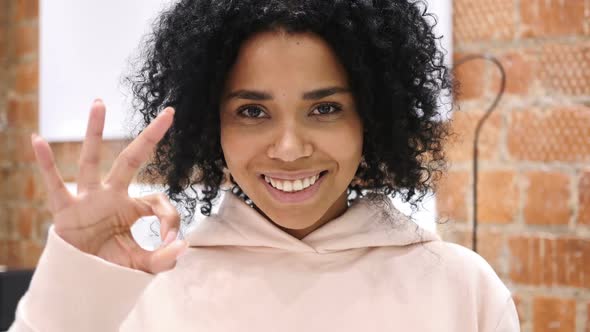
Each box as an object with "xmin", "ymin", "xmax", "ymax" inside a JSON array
[{"xmin": 10, "ymin": 193, "xmax": 520, "ymax": 331}]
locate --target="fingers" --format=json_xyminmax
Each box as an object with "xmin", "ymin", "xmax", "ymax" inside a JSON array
[
  {"xmin": 31, "ymin": 134, "xmax": 73, "ymax": 213},
  {"xmin": 77, "ymin": 99, "xmax": 106, "ymax": 194},
  {"xmin": 139, "ymin": 238, "xmax": 188, "ymax": 274},
  {"xmin": 132, "ymin": 192, "xmax": 185, "ymax": 274},
  {"xmin": 104, "ymin": 107, "xmax": 174, "ymax": 191},
  {"xmin": 135, "ymin": 193, "xmax": 180, "ymax": 241}
]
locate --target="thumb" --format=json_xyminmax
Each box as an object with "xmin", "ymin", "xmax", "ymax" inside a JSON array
[{"xmin": 139, "ymin": 236, "xmax": 189, "ymax": 274}]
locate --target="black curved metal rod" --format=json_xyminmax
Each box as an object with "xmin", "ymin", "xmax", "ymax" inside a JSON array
[{"xmin": 452, "ymin": 54, "xmax": 506, "ymax": 253}]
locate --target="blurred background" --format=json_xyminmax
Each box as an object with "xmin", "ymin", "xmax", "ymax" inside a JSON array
[{"xmin": 0, "ymin": 0, "xmax": 589, "ymax": 331}]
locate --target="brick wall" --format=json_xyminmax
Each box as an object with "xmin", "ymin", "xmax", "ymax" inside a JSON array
[
  {"xmin": 0, "ymin": 0, "xmax": 43, "ymax": 268},
  {"xmin": 0, "ymin": 0, "xmax": 122, "ymax": 268},
  {"xmin": 1, "ymin": 1, "xmax": 589, "ymax": 330},
  {"xmin": 437, "ymin": 1, "xmax": 590, "ymax": 331}
]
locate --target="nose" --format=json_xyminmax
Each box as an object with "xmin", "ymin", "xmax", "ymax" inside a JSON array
[{"xmin": 267, "ymin": 122, "xmax": 313, "ymax": 162}]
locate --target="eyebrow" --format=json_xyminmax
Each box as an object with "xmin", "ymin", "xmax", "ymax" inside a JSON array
[{"xmin": 224, "ymin": 86, "xmax": 351, "ymax": 101}]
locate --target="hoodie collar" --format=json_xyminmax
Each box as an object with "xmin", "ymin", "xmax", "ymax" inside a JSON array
[{"xmin": 185, "ymin": 192, "xmax": 441, "ymax": 253}]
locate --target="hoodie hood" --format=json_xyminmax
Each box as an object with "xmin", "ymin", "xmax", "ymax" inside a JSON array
[{"xmin": 184, "ymin": 192, "xmax": 441, "ymax": 253}]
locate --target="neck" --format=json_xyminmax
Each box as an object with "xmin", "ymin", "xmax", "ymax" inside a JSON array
[{"xmin": 267, "ymin": 190, "xmax": 349, "ymax": 240}]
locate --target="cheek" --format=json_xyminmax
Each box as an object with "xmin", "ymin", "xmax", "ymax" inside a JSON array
[
  {"xmin": 319, "ymin": 121, "xmax": 363, "ymax": 171},
  {"xmin": 220, "ymin": 124, "xmax": 262, "ymax": 176}
]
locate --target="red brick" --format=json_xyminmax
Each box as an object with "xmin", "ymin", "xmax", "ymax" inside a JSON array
[
  {"xmin": 539, "ymin": 43, "xmax": 590, "ymax": 97},
  {"xmin": 34, "ymin": 207, "xmax": 52, "ymax": 243},
  {"xmin": 15, "ymin": 24, "xmax": 37, "ymax": 57},
  {"xmin": 490, "ymin": 50, "xmax": 535, "ymax": 96},
  {"xmin": 0, "ymin": 243, "xmax": 4, "ymax": 266},
  {"xmin": 0, "ymin": 166, "xmax": 41, "ymax": 202},
  {"xmin": 435, "ymin": 170, "xmax": 470, "ymax": 222},
  {"xmin": 14, "ymin": 0, "xmax": 38, "ymax": 22},
  {"xmin": 509, "ymin": 235, "xmax": 590, "ymax": 288},
  {"xmin": 533, "ymin": 296, "xmax": 576, "ymax": 332},
  {"xmin": 0, "ymin": 132, "xmax": 9, "ymax": 163},
  {"xmin": 0, "ymin": 26, "xmax": 7, "ymax": 62},
  {"xmin": 520, "ymin": 0, "xmax": 588, "ymax": 38},
  {"xmin": 0, "ymin": 239, "xmax": 43, "ymax": 268},
  {"xmin": 5, "ymin": 131, "xmax": 36, "ymax": 163},
  {"xmin": 580, "ymin": 170, "xmax": 590, "ymax": 225},
  {"xmin": 6, "ymin": 96, "xmax": 38, "ymax": 129},
  {"xmin": 453, "ymin": 53, "xmax": 489, "ymax": 100},
  {"xmin": 524, "ymin": 171, "xmax": 571, "ymax": 225},
  {"xmin": 0, "ymin": 205, "xmax": 34, "ymax": 240},
  {"xmin": 453, "ymin": 0, "xmax": 516, "ymax": 43},
  {"xmin": 19, "ymin": 240, "xmax": 43, "ymax": 268},
  {"xmin": 556, "ymin": 238, "xmax": 590, "ymax": 289},
  {"xmin": 512, "ymin": 294, "xmax": 527, "ymax": 327},
  {"xmin": 508, "ymin": 236, "xmax": 541, "ymax": 285},
  {"xmin": 50, "ymin": 142, "xmax": 82, "ymax": 182},
  {"xmin": 446, "ymin": 109, "xmax": 502, "ymax": 162},
  {"xmin": 14, "ymin": 206, "xmax": 34, "ymax": 238},
  {"xmin": 0, "ymin": 3, "xmax": 9, "ymax": 22},
  {"xmin": 476, "ymin": 170, "xmax": 519, "ymax": 224},
  {"xmin": 50, "ymin": 142, "xmax": 82, "ymax": 166},
  {"xmin": 438, "ymin": 229, "xmax": 471, "ymax": 248},
  {"xmin": 0, "ymin": 206, "xmax": 16, "ymax": 240},
  {"xmin": 0, "ymin": 168, "xmax": 12, "ymax": 200},
  {"xmin": 0, "ymin": 240, "xmax": 21, "ymax": 267},
  {"xmin": 24, "ymin": 168, "xmax": 37, "ymax": 199},
  {"xmin": 46, "ymin": 139, "xmax": 129, "ymax": 185},
  {"xmin": 507, "ymin": 106, "xmax": 590, "ymax": 162},
  {"xmin": 477, "ymin": 230, "xmax": 506, "ymax": 276},
  {"xmin": 14, "ymin": 60, "xmax": 38, "ymax": 94}
]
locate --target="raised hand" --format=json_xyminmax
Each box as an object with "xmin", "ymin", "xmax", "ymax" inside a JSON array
[{"xmin": 31, "ymin": 99, "xmax": 188, "ymax": 274}]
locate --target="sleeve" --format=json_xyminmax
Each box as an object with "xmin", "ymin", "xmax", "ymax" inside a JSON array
[
  {"xmin": 8, "ymin": 225, "xmax": 155, "ymax": 332},
  {"xmin": 493, "ymin": 295, "xmax": 521, "ymax": 332}
]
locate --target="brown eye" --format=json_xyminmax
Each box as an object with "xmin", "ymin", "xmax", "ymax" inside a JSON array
[
  {"xmin": 311, "ymin": 103, "xmax": 342, "ymax": 116},
  {"xmin": 238, "ymin": 106, "xmax": 268, "ymax": 118}
]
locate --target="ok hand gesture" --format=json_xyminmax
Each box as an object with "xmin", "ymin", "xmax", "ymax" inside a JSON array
[{"xmin": 31, "ymin": 100, "xmax": 188, "ymax": 274}]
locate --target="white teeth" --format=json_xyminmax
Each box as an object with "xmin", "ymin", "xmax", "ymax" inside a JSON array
[
  {"xmin": 311, "ymin": 175, "xmax": 317, "ymax": 185},
  {"xmin": 302, "ymin": 177, "xmax": 310, "ymax": 188},
  {"xmin": 283, "ymin": 181, "xmax": 293, "ymax": 192},
  {"xmin": 275, "ymin": 180, "xmax": 284, "ymax": 191},
  {"xmin": 265, "ymin": 173, "xmax": 323, "ymax": 192}
]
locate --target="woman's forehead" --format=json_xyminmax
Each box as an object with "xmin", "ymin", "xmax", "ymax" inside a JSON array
[{"xmin": 223, "ymin": 30, "xmax": 350, "ymax": 92}]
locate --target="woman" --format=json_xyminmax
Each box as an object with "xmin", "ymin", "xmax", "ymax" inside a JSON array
[{"xmin": 11, "ymin": 0, "xmax": 519, "ymax": 331}]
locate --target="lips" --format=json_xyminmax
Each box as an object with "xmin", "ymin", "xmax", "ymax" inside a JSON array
[
  {"xmin": 261, "ymin": 169, "xmax": 326, "ymax": 180},
  {"xmin": 260, "ymin": 171, "xmax": 328, "ymax": 204},
  {"xmin": 264, "ymin": 173, "xmax": 320, "ymax": 192}
]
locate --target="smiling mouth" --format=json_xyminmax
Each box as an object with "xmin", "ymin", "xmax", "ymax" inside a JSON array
[{"xmin": 261, "ymin": 171, "xmax": 328, "ymax": 193}]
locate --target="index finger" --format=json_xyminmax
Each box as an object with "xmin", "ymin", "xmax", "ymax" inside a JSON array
[{"xmin": 104, "ymin": 107, "xmax": 175, "ymax": 190}]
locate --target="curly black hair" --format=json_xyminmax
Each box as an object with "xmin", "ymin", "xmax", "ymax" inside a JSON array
[{"xmin": 127, "ymin": 0, "xmax": 453, "ymax": 223}]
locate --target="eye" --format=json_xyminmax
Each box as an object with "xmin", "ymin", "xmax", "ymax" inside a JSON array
[
  {"xmin": 310, "ymin": 103, "xmax": 342, "ymax": 116},
  {"xmin": 237, "ymin": 106, "xmax": 268, "ymax": 118}
]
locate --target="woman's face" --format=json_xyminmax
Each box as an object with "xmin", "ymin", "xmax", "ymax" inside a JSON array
[{"xmin": 220, "ymin": 30, "xmax": 363, "ymax": 239}]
